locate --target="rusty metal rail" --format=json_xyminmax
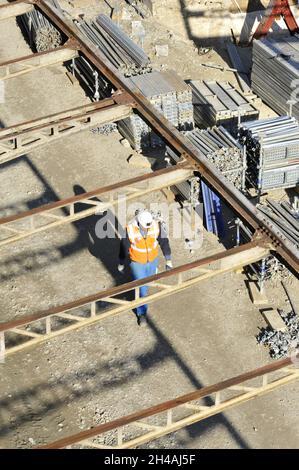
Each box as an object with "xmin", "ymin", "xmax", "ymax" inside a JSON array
[
  {"xmin": 0, "ymin": 242, "xmax": 270, "ymax": 358},
  {"xmin": 0, "ymin": 94, "xmax": 133, "ymax": 165},
  {"xmin": 0, "ymin": 43, "xmax": 78, "ymax": 80},
  {"xmin": 0, "ymin": 164, "xmax": 192, "ymax": 247},
  {"xmin": 38, "ymin": 356, "xmax": 299, "ymax": 448}
]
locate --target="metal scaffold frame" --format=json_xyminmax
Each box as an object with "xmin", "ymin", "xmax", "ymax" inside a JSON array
[
  {"xmin": 3, "ymin": 0, "xmax": 296, "ymax": 274},
  {"xmin": 0, "ymin": 164, "xmax": 193, "ymax": 246},
  {"xmin": 39, "ymin": 357, "xmax": 299, "ymax": 448},
  {"xmin": 0, "ymin": 242, "xmax": 269, "ymax": 358}
]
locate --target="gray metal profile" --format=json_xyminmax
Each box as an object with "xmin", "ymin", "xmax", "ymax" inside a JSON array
[
  {"xmin": 190, "ymin": 80, "xmax": 259, "ymax": 135},
  {"xmin": 252, "ymin": 35, "xmax": 299, "ymax": 120},
  {"xmin": 239, "ymin": 116, "xmax": 299, "ymax": 192}
]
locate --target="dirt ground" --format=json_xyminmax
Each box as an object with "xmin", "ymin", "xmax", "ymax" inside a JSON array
[{"xmin": 0, "ymin": 0, "xmax": 298, "ymax": 449}]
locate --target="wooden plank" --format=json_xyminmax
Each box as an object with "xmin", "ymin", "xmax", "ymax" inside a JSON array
[{"xmin": 261, "ymin": 308, "xmax": 288, "ymax": 332}]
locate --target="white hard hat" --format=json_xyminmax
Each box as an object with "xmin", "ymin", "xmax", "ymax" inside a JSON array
[{"xmin": 137, "ymin": 210, "xmax": 153, "ymax": 228}]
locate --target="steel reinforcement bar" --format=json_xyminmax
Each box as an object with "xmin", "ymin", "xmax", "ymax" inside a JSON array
[
  {"xmin": 38, "ymin": 356, "xmax": 299, "ymax": 448},
  {"xmin": 0, "ymin": 242, "xmax": 270, "ymax": 358}
]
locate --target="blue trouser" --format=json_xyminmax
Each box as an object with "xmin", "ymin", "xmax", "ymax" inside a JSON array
[{"xmin": 130, "ymin": 258, "xmax": 159, "ymax": 316}]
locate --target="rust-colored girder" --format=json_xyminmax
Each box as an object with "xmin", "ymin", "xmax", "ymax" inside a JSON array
[
  {"xmin": 253, "ymin": 0, "xmax": 299, "ymax": 39},
  {"xmin": 39, "ymin": 356, "xmax": 294, "ymax": 449}
]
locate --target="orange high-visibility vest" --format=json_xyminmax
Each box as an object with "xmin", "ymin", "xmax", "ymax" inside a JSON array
[{"xmin": 127, "ymin": 219, "xmax": 160, "ymax": 264}]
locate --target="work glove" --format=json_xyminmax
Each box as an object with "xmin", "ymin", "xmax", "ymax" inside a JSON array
[
  {"xmin": 118, "ymin": 263, "xmax": 125, "ymax": 274},
  {"xmin": 165, "ymin": 260, "xmax": 173, "ymax": 271}
]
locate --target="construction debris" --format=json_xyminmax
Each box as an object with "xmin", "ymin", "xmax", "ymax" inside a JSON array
[
  {"xmin": 238, "ymin": 116, "xmax": 299, "ymax": 192},
  {"xmin": 252, "ymin": 35, "xmax": 299, "ymax": 120},
  {"xmin": 91, "ymin": 123, "xmax": 118, "ymax": 135},
  {"xmin": 190, "ymin": 80, "xmax": 259, "ymax": 135},
  {"xmin": 19, "ymin": 0, "xmax": 63, "ymax": 52},
  {"xmin": 257, "ymin": 308, "xmax": 299, "ymax": 359}
]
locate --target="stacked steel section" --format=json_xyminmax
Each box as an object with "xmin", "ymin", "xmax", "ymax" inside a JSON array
[
  {"xmin": 75, "ymin": 15, "xmax": 151, "ymax": 77},
  {"xmin": 184, "ymin": 127, "xmax": 246, "ymax": 190},
  {"xmin": 257, "ymin": 199, "xmax": 299, "ymax": 248},
  {"xmin": 252, "ymin": 35, "xmax": 299, "ymax": 119},
  {"xmin": 190, "ymin": 80, "xmax": 259, "ymax": 135},
  {"xmin": 19, "ymin": 0, "xmax": 63, "ymax": 52},
  {"xmin": 238, "ymin": 116, "xmax": 299, "ymax": 192},
  {"xmin": 119, "ymin": 70, "xmax": 194, "ymax": 150}
]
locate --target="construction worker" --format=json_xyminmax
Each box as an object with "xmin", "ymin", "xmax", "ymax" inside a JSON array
[{"xmin": 118, "ymin": 209, "xmax": 172, "ymax": 326}]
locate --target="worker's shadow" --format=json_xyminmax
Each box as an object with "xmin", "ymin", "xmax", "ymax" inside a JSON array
[{"xmin": 72, "ymin": 184, "xmax": 132, "ymax": 287}]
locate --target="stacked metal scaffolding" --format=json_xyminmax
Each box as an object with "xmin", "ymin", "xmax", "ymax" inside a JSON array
[
  {"xmin": 75, "ymin": 15, "xmax": 151, "ymax": 77},
  {"xmin": 190, "ymin": 80, "xmax": 259, "ymax": 135},
  {"xmin": 118, "ymin": 70, "xmax": 194, "ymax": 150},
  {"xmin": 19, "ymin": 0, "xmax": 63, "ymax": 52},
  {"xmin": 252, "ymin": 35, "xmax": 299, "ymax": 120},
  {"xmin": 238, "ymin": 116, "xmax": 299, "ymax": 192},
  {"xmin": 184, "ymin": 127, "xmax": 246, "ymax": 190}
]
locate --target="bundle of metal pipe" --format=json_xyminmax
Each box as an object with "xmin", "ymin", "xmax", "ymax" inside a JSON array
[
  {"xmin": 252, "ymin": 35, "xmax": 299, "ymax": 120},
  {"xmin": 118, "ymin": 70, "xmax": 194, "ymax": 150},
  {"xmin": 257, "ymin": 199, "xmax": 299, "ymax": 248},
  {"xmin": 178, "ymin": 127, "xmax": 245, "ymax": 190},
  {"xmin": 19, "ymin": 0, "xmax": 63, "ymax": 52},
  {"xmin": 190, "ymin": 80, "xmax": 259, "ymax": 136},
  {"xmin": 69, "ymin": 56, "xmax": 112, "ymax": 101},
  {"xmin": 257, "ymin": 308, "xmax": 299, "ymax": 359},
  {"xmin": 238, "ymin": 116, "xmax": 299, "ymax": 192},
  {"xmin": 75, "ymin": 15, "xmax": 151, "ymax": 77}
]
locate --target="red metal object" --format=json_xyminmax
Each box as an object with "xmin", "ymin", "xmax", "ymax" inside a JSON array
[{"xmin": 253, "ymin": 0, "xmax": 299, "ymax": 39}]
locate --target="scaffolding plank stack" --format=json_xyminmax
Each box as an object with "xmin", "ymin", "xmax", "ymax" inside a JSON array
[
  {"xmin": 252, "ymin": 35, "xmax": 299, "ymax": 120},
  {"xmin": 238, "ymin": 116, "xmax": 299, "ymax": 192},
  {"xmin": 190, "ymin": 80, "xmax": 259, "ymax": 135}
]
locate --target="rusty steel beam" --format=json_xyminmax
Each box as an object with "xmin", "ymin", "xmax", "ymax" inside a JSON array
[
  {"xmin": 0, "ymin": 0, "xmax": 33, "ymax": 20},
  {"xmin": 38, "ymin": 356, "xmax": 297, "ymax": 449},
  {"xmin": 0, "ymin": 94, "xmax": 133, "ymax": 165},
  {"xmin": 0, "ymin": 242, "xmax": 270, "ymax": 360},
  {"xmin": 0, "ymin": 44, "xmax": 78, "ymax": 80},
  {"xmin": 0, "ymin": 164, "xmax": 193, "ymax": 247},
  {"xmin": 30, "ymin": 0, "xmax": 298, "ymax": 275}
]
